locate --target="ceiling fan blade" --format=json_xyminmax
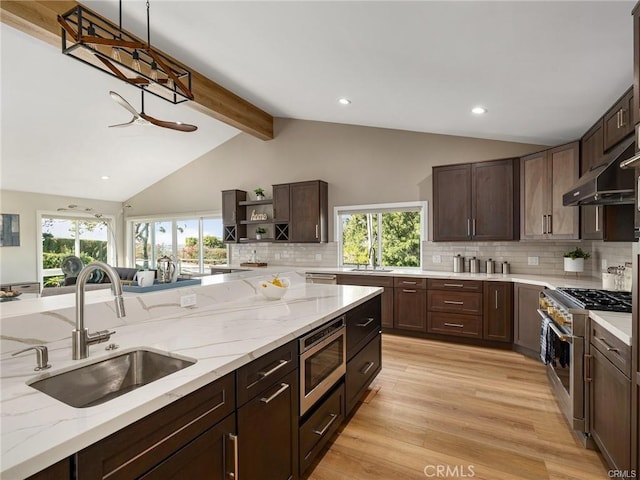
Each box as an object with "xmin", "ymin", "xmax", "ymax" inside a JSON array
[
  {"xmin": 140, "ymin": 113, "xmax": 198, "ymax": 132},
  {"xmin": 108, "ymin": 117, "xmax": 136, "ymax": 128},
  {"xmin": 109, "ymin": 91, "xmax": 141, "ymax": 118}
]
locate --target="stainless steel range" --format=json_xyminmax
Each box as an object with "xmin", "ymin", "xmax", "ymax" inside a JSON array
[
  {"xmin": 556, "ymin": 287, "xmax": 632, "ymax": 313},
  {"xmin": 538, "ymin": 289, "xmax": 591, "ymax": 447}
]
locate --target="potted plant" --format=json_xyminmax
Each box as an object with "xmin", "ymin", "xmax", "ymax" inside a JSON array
[
  {"xmin": 255, "ymin": 226, "xmax": 267, "ymax": 240},
  {"xmin": 564, "ymin": 247, "xmax": 590, "ymax": 273},
  {"xmin": 254, "ymin": 188, "xmax": 265, "ymax": 200}
]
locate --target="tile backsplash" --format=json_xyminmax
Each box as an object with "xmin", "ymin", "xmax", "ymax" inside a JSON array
[{"xmin": 230, "ymin": 240, "xmax": 633, "ymax": 279}]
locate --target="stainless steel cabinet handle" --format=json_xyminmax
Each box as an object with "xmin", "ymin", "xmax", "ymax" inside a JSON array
[
  {"xmin": 315, "ymin": 224, "xmax": 319, "ymax": 239},
  {"xmin": 443, "ymin": 283, "xmax": 464, "ymax": 288},
  {"xmin": 227, "ymin": 433, "xmax": 239, "ymax": 479},
  {"xmin": 584, "ymin": 354, "xmax": 592, "ymax": 383},
  {"xmin": 356, "ymin": 317, "xmax": 375, "ymax": 327},
  {"xmin": 596, "ymin": 337, "xmax": 620, "ymax": 353},
  {"xmin": 402, "ymin": 289, "xmax": 417, "ymax": 293},
  {"xmin": 595, "ymin": 206, "xmax": 600, "ymax": 232},
  {"xmin": 616, "ymin": 110, "xmax": 621, "ymax": 129},
  {"xmin": 260, "ymin": 383, "xmax": 289, "ymax": 404},
  {"xmin": 547, "ymin": 214, "xmax": 552, "ymax": 234},
  {"xmin": 472, "ymin": 218, "xmax": 476, "ymax": 237},
  {"xmin": 258, "ymin": 359, "xmax": 288, "ymax": 379},
  {"xmin": 444, "ymin": 322, "xmax": 464, "ymax": 328},
  {"xmin": 542, "ymin": 214, "xmax": 547, "ymax": 234},
  {"xmin": 401, "ymin": 281, "xmax": 417, "ymax": 285},
  {"xmin": 621, "ymin": 108, "xmax": 627, "ymax": 127},
  {"xmin": 313, "ymin": 413, "xmax": 338, "ymax": 436},
  {"xmin": 495, "ymin": 290, "xmax": 499, "ymax": 309},
  {"xmin": 360, "ymin": 361, "xmax": 375, "ymax": 375},
  {"xmin": 444, "ymin": 300, "xmax": 464, "ymax": 305},
  {"xmin": 467, "ymin": 218, "xmax": 471, "ymax": 237}
]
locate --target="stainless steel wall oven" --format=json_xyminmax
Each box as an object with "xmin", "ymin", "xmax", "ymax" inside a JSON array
[{"xmin": 299, "ymin": 316, "xmax": 346, "ymax": 415}]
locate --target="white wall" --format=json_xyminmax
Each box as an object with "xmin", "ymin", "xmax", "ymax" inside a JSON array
[
  {"xmin": 125, "ymin": 117, "xmax": 546, "ymax": 239},
  {"xmin": 0, "ymin": 190, "xmax": 125, "ymax": 285}
]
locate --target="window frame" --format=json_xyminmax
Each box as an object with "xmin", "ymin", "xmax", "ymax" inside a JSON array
[
  {"xmin": 126, "ymin": 213, "xmax": 227, "ymax": 274},
  {"xmin": 334, "ymin": 201, "xmax": 427, "ymax": 269},
  {"xmin": 37, "ymin": 210, "xmax": 116, "ymax": 286}
]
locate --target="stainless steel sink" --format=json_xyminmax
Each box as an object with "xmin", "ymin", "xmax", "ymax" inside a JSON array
[
  {"xmin": 28, "ymin": 349, "xmax": 196, "ymax": 408},
  {"xmin": 349, "ymin": 268, "xmax": 394, "ymax": 272}
]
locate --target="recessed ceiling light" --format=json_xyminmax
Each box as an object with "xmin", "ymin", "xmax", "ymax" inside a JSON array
[
  {"xmin": 101, "ymin": 175, "xmax": 110, "ymax": 180},
  {"xmin": 471, "ymin": 106, "xmax": 488, "ymax": 115},
  {"xmin": 338, "ymin": 98, "xmax": 351, "ymax": 105}
]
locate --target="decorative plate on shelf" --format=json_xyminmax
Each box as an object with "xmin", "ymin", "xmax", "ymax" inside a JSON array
[{"xmin": 61, "ymin": 256, "xmax": 84, "ymax": 276}]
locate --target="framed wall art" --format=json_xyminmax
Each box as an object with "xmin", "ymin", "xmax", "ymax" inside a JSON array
[{"xmin": 0, "ymin": 214, "xmax": 20, "ymax": 246}]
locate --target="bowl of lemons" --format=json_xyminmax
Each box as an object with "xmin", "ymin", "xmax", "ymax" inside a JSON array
[{"xmin": 259, "ymin": 275, "xmax": 290, "ymax": 300}]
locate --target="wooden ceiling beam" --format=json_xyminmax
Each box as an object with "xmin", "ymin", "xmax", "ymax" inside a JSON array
[{"xmin": 1, "ymin": 1, "xmax": 274, "ymax": 140}]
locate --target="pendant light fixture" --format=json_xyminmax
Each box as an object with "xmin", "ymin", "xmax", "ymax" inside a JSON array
[{"xmin": 58, "ymin": 0, "xmax": 194, "ymax": 104}]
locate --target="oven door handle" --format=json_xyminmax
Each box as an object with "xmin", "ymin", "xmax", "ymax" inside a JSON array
[{"xmin": 536, "ymin": 309, "xmax": 573, "ymax": 343}]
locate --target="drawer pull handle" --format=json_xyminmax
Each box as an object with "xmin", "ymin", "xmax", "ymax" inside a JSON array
[
  {"xmin": 402, "ymin": 289, "xmax": 417, "ymax": 293},
  {"xmin": 356, "ymin": 317, "xmax": 375, "ymax": 328},
  {"xmin": 444, "ymin": 300, "xmax": 464, "ymax": 305},
  {"xmin": 401, "ymin": 281, "xmax": 417, "ymax": 285},
  {"xmin": 444, "ymin": 322, "xmax": 464, "ymax": 328},
  {"xmin": 443, "ymin": 283, "xmax": 464, "ymax": 288},
  {"xmin": 313, "ymin": 413, "xmax": 339, "ymax": 437},
  {"xmin": 260, "ymin": 383, "xmax": 289, "ymax": 404},
  {"xmin": 360, "ymin": 361, "xmax": 375, "ymax": 375},
  {"xmin": 227, "ymin": 433, "xmax": 238, "ymax": 479},
  {"xmin": 596, "ymin": 337, "xmax": 620, "ymax": 353},
  {"xmin": 258, "ymin": 359, "xmax": 289, "ymax": 379}
]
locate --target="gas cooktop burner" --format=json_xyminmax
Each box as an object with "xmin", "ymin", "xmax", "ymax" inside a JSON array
[{"xmin": 557, "ymin": 288, "xmax": 632, "ymax": 313}]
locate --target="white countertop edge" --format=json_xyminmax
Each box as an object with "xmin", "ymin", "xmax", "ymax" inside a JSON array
[
  {"xmin": 1, "ymin": 285, "xmax": 382, "ymax": 479},
  {"xmin": 588, "ymin": 310, "xmax": 632, "ymax": 345}
]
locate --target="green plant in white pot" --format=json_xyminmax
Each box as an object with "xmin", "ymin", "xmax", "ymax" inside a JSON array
[
  {"xmin": 255, "ymin": 226, "xmax": 266, "ymax": 240},
  {"xmin": 564, "ymin": 247, "xmax": 590, "ymax": 273},
  {"xmin": 254, "ymin": 188, "xmax": 265, "ymax": 200}
]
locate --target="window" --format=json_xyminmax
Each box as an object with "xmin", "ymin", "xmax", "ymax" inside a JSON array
[
  {"xmin": 335, "ymin": 202, "xmax": 426, "ymax": 269},
  {"xmin": 41, "ymin": 215, "xmax": 114, "ymax": 287},
  {"xmin": 129, "ymin": 216, "xmax": 226, "ymax": 274}
]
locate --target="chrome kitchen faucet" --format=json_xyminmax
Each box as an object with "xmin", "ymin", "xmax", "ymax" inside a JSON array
[{"xmin": 72, "ymin": 262, "xmax": 126, "ymax": 360}]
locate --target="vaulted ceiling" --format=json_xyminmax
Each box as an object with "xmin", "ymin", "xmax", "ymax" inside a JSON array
[{"xmin": 1, "ymin": 1, "xmax": 634, "ymax": 202}]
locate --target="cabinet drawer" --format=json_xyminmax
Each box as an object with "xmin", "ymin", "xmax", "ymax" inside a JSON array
[
  {"xmin": 237, "ymin": 340, "xmax": 297, "ymax": 406},
  {"xmin": 428, "ymin": 312, "xmax": 482, "ymax": 338},
  {"xmin": 76, "ymin": 372, "xmax": 235, "ymax": 479},
  {"xmin": 337, "ymin": 274, "xmax": 394, "ymax": 288},
  {"xmin": 590, "ymin": 322, "xmax": 631, "ymax": 378},
  {"xmin": 346, "ymin": 335, "xmax": 381, "ymax": 415},
  {"xmin": 427, "ymin": 279, "xmax": 482, "ymax": 292},
  {"xmin": 427, "ymin": 290, "xmax": 482, "ymax": 315},
  {"xmin": 346, "ymin": 296, "xmax": 381, "ymax": 360},
  {"xmin": 393, "ymin": 276, "xmax": 427, "ymax": 289},
  {"xmin": 299, "ymin": 382, "xmax": 345, "ymax": 475}
]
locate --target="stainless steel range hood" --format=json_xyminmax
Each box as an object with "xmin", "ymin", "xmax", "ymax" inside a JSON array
[{"xmin": 563, "ymin": 136, "xmax": 635, "ymax": 206}]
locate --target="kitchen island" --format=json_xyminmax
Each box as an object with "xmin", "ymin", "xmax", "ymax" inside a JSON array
[{"xmin": 1, "ymin": 275, "xmax": 381, "ymax": 479}]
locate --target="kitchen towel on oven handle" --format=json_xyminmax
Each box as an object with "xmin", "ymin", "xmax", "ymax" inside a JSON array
[{"xmin": 540, "ymin": 317, "xmax": 555, "ymax": 365}]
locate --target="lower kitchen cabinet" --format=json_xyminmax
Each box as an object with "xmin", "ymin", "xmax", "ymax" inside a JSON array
[
  {"xmin": 27, "ymin": 459, "xmax": 70, "ymax": 480},
  {"xmin": 427, "ymin": 279, "xmax": 482, "ymax": 338},
  {"xmin": 299, "ymin": 382, "xmax": 345, "ymax": 476},
  {"xmin": 346, "ymin": 334, "xmax": 381, "ymax": 415},
  {"xmin": 483, "ymin": 282, "xmax": 513, "ymax": 343},
  {"xmin": 589, "ymin": 323, "xmax": 632, "ymax": 472},
  {"xmin": 337, "ymin": 274, "xmax": 394, "ymax": 328},
  {"xmin": 513, "ymin": 283, "xmax": 545, "ymax": 358},
  {"xmin": 238, "ymin": 369, "xmax": 298, "ymax": 480},
  {"xmin": 75, "ymin": 372, "xmax": 236, "ymax": 479},
  {"xmin": 394, "ymin": 277, "xmax": 427, "ymax": 331}
]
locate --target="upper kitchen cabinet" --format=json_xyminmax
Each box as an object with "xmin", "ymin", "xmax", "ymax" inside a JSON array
[
  {"xmin": 520, "ymin": 142, "xmax": 580, "ymax": 240},
  {"xmin": 222, "ymin": 189, "xmax": 247, "ymax": 243},
  {"xmin": 433, "ymin": 158, "xmax": 519, "ymax": 242},
  {"xmin": 635, "ymin": 4, "xmax": 640, "ymax": 124},
  {"xmin": 289, "ymin": 180, "xmax": 328, "ymax": 243},
  {"xmin": 604, "ymin": 88, "xmax": 634, "ymax": 151},
  {"xmin": 581, "ymin": 120, "xmax": 605, "ymax": 240}
]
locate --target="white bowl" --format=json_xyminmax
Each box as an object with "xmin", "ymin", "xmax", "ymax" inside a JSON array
[{"xmin": 259, "ymin": 277, "xmax": 290, "ymax": 300}]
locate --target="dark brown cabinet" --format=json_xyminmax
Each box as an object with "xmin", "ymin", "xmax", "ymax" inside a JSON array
[
  {"xmin": 520, "ymin": 142, "xmax": 580, "ymax": 240},
  {"xmin": 393, "ymin": 277, "xmax": 427, "ymax": 332},
  {"xmin": 513, "ymin": 283, "xmax": 544, "ymax": 358},
  {"xmin": 289, "ymin": 180, "xmax": 328, "ymax": 243},
  {"xmin": 581, "ymin": 120, "xmax": 605, "ymax": 240},
  {"xmin": 433, "ymin": 158, "xmax": 519, "ymax": 241},
  {"xmin": 273, "ymin": 183, "xmax": 290, "ymax": 222},
  {"xmin": 427, "ymin": 279, "xmax": 483, "ymax": 338},
  {"xmin": 483, "ymin": 282, "xmax": 513, "ymax": 343},
  {"xmin": 75, "ymin": 373, "xmax": 236, "ymax": 479},
  {"xmin": 222, "ymin": 189, "xmax": 247, "ymax": 242},
  {"xmin": 337, "ymin": 274, "xmax": 394, "ymax": 329},
  {"xmin": 589, "ymin": 322, "xmax": 631, "ymax": 472},
  {"xmin": 604, "ymin": 87, "xmax": 634, "ymax": 151},
  {"xmin": 27, "ymin": 459, "xmax": 70, "ymax": 480}
]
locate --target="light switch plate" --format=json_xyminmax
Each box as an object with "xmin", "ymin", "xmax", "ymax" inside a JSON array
[
  {"xmin": 601, "ymin": 259, "xmax": 608, "ymax": 270},
  {"xmin": 315, "ymin": 253, "xmax": 322, "ymax": 261},
  {"xmin": 432, "ymin": 254, "xmax": 442, "ymax": 264},
  {"xmin": 527, "ymin": 256, "xmax": 539, "ymax": 266}
]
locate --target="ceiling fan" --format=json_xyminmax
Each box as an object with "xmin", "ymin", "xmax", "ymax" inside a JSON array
[{"xmin": 109, "ymin": 91, "xmax": 197, "ymax": 132}]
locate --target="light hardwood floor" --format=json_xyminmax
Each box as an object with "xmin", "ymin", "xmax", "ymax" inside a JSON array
[{"xmin": 309, "ymin": 334, "xmax": 609, "ymax": 480}]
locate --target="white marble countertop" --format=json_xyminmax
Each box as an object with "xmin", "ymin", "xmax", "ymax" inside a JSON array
[{"xmin": 0, "ymin": 281, "xmax": 381, "ymax": 479}]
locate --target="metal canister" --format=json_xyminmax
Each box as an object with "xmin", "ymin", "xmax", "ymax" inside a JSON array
[
  {"xmin": 453, "ymin": 254, "xmax": 464, "ymax": 273},
  {"xmin": 469, "ymin": 257, "xmax": 480, "ymax": 273},
  {"xmin": 502, "ymin": 261, "xmax": 510, "ymax": 275},
  {"xmin": 486, "ymin": 259, "xmax": 494, "ymax": 274}
]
